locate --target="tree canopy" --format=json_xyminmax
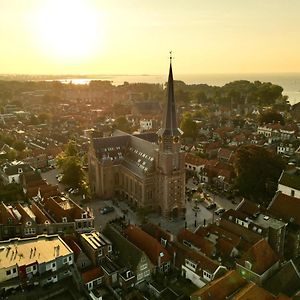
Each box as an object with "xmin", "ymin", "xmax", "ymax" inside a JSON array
[
  {"xmin": 233, "ymin": 145, "xmax": 285, "ymax": 203},
  {"xmin": 56, "ymin": 140, "xmax": 86, "ymax": 192},
  {"xmin": 259, "ymin": 110, "xmax": 285, "ymax": 125},
  {"xmin": 114, "ymin": 116, "xmax": 132, "ymax": 133},
  {"xmin": 180, "ymin": 113, "xmax": 197, "ymax": 140}
]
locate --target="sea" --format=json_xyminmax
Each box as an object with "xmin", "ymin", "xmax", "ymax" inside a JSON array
[{"xmin": 58, "ymin": 73, "xmax": 300, "ymax": 105}]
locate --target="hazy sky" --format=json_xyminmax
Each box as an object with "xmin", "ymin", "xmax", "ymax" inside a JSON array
[{"xmin": 1, "ymin": 0, "xmax": 300, "ymax": 74}]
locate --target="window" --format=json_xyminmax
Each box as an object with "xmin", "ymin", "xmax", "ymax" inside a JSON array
[
  {"xmin": 33, "ymin": 265, "xmax": 37, "ymax": 271},
  {"xmin": 62, "ymin": 217, "xmax": 67, "ymax": 223},
  {"xmin": 63, "ymin": 257, "xmax": 68, "ymax": 264},
  {"xmin": 6, "ymin": 270, "xmax": 11, "ymax": 276},
  {"xmin": 13, "ymin": 268, "xmax": 17, "ymax": 273},
  {"xmin": 24, "ymin": 228, "xmax": 36, "ymax": 235},
  {"xmin": 291, "ymin": 190, "xmax": 295, "ymax": 197},
  {"xmin": 52, "ymin": 263, "xmax": 56, "ymax": 268},
  {"xmin": 140, "ymin": 263, "xmax": 147, "ymax": 271},
  {"xmin": 68, "ymin": 256, "xmax": 72, "ymax": 261},
  {"xmin": 108, "ymin": 245, "xmax": 112, "ymax": 252}
]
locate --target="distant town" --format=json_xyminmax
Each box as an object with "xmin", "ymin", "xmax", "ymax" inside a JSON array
[{"xmin": 0, "ymin": 63, "xmax": 300, "ymax": 300}]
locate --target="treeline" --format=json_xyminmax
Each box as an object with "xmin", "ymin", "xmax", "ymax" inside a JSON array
[
  {"xmin": 0, "ymin": 78, "xmax": 286, "ymax": 107},
  {"xmin": 173, "ymin": 80, "xmax": 286, "ymax": 107}
]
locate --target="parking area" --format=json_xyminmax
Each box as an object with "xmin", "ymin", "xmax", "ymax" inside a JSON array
[{"xmin": 41, "ymin": 170, "xmax": 240, "ymax": 235}]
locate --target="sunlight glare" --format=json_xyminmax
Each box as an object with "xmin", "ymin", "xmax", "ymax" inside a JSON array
[{"xmin": 34, "ymin": 0, "xmax": 104, "ymax": 62}]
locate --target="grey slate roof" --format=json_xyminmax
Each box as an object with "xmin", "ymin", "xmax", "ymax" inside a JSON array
[
  {"xmin": 2, "ymin": 161, "xmax": 34, "ymax": 176},
  {"xmin": 278, "ymin": 168, "xmax": 300, "ymax": 190},
  {"xmin": 92, "ymin": 130, "xmax": 157, "ymax": 175},
  {"xmin": 103, "ymin": 223, "xmax": 145, "ymax": 270},
  {"xmin": 264, "ymin": 260, "xmax": 300, "ymax": 297}
]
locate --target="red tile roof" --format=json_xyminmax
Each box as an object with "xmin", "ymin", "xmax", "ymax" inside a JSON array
[
  {"xmin": 191, "ymin": 270, "xmax": 247, "ymax": 300},
  {"xmin": 177, "ymin": 229, "xmax": 215, "ymax": 257},
  {"xmin": 0, "ymin": 202, "xmax": 18, "ymax": 225},
  {"xmin": 238, "ymin": 239, "xmax": 279, "ymax": 275},
  {"xmin": 268, "ymin": 192, "xmax": 300, "ymax": 226},
  {"xmin": 124, "ymin": 225, "xmax": 171, "ymax": 266},
  {"xmin": 141, "ymin": 223, "xmax": 173, "ymax": 243},
  {"xmin": 43, "ymin": 195, "xmax": 86, "ymax": 222},
  {"xmin": 185, "ymin": 153, "xmax": 207, "ymax": 166},
  {"xmin": 82, "ymin": 267, "xmax": 104, "ymax": 284},
  {"xmin": 231, "ymin": 282, "xmax": 277, "ymax": 300},
  {"xmin": 30, "ymin": 203, "xmax": 51, "ymax": 224},
  {"xmin": 169, "ymin": 241, "xmax": 220, "ymax": 274}
]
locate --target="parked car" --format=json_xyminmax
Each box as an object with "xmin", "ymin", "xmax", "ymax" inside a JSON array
[
  {"xmin": 206, "ymin": 203, "xmax": 217, "ymax": 210},
  {"xmin": 215, "ymin": 208, "xmax": 225, "ymax": 216},
  {"xmin": 100, "ymin": 206, "xmax": 115, "ymax": 215}
]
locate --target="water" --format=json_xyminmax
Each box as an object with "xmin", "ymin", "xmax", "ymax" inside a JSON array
[{"xmin": 58, "ymin": 73, "xmax": 300, "ymax": 105}]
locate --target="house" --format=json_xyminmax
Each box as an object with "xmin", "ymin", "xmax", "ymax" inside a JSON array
[
  {"xmin": 264, "ymin": 260, "xmax": 300, "ymax": 297},
  {"xmin": 63, "ymin": 236, "xmax": 92, "ymax": 270},
  {"xmin": 177, "ymin": 228, "xmax": 216, "ymax": 258},
  {"xmin": 231, "ymin": 282, "xmax": 289, "ymax": 300},
  {"xmin": 124, "ymin": 224, "xmax": 171, "ymax": 273},
  {"xmin": 23, "ymin": 152, "xmax": 48, "ymax": 169},
  {"xmin": 170, "ymin": 241, "xmax": 227, "ymax": 288},
  {"xmin": 79, "ymin": 231, "xmax": 112, "ymax": 266},
  {"xmin": 236, "ymin": 239, "xmax": 280, "ymax": 285},
  {"xmin": 141, "ymin": 222, "xmax": 174, "ymax": 246},
  {"xmin": 82, "ymin": 266, "xmax": 104, "ymax": 291},
  {"xmin": 103, "ymin": 222, "xmax": 153, "ymax": 286},
  {"xmin": 0, "ymin": 234, "xmax": 74, "ymax": 293},
  {"xmin": 42, "ymin": 195, "xmax": 94, "ymax": 232},
  {"xmin": 1, "ymin": 161, "xmax": 34, "ymax": 184},
  {"xmin": 267, "ymin": 191, "xmax": 300, "ymax": 259},
  {"xmin": 217, "ymin": 147, "xmax": 235, "ymax": 164},
  {"xmin": 221, "ymin": 206, "xmax": 287, "ymax": 257},
  {"xmin": 277, "ymin": 167, "xmax": 300, "ymax": 198},
  {"xmin": 185, "ymin": 153, "xmax": 207, "ymax": 177},
  {"xmin": 190, "ymin": 270, "xmax": 247, "ymax": 300},
  {"xmin": 195, "ymin": 223, "xmax": 246, "ymax": 260},
  {"xmin": 277, "ymin": 142, "xmax": 295, "ymax": 156},
  {"xmin": 190, "ymin": 269, "xmax": 290, "ymax": 300}
]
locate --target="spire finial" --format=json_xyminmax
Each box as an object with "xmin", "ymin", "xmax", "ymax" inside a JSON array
[{"xmin": 169, "ymin": 51, "xmax": 172, "ymax": 64}]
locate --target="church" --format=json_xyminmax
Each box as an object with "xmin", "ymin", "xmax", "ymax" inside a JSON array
[{"xmin": 88, "ymin": 60, "xmax": 186, "ymax": 218}]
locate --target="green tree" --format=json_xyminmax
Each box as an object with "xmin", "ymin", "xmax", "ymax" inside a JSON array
[
  {"xmin": 13, "ymin": 140, "xmax": 26, "ymax": 152},
  {"xmin": 56, "ymin": 140, "xmax": 86, "ymax": 189},
  {"xmin": 180, "ymin": 113, "xmax": 197, "ymax": 140},
  {"xmin": 233, "ymin": 145, "xmax": 285, "ymax": 203},
  {"xmin": 259, "ymin": 110, "xmax": 285, "ymax": 125},
  {"xmin": 114, "ymin": 116, "xmax": 132, "ymax": 133}
]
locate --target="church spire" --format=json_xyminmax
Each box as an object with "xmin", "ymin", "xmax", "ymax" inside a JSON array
[{"xmin": 158, "ymin": 52, "xmax": 182, "ymax": 137}]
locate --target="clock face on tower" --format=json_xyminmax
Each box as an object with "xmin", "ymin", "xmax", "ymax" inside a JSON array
[{"xmin": 173, "ymin": 136, "xmax": 179, "ymax": 143}]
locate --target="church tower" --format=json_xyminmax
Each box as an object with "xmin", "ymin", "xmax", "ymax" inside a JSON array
[{"xmin": 156, "ymin": 54, "xmax": 186, "ymax": 218}]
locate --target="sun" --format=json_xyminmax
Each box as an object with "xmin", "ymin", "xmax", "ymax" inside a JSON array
[{"xmin": 34, "ymin": 0, "xmax": 104, "ymax": 62}]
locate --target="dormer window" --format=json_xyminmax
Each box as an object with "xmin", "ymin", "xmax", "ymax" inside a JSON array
[
  {"xmin": 18, "ymin": 168, "xmax": 23, "ymax": 173},
  {"xmin": 26, "ymin": 221, "xmax": 32, "ymax": 226},
  {"xmin": 62, "ymin": 217, "xmax": 67, "ymax": 223}
]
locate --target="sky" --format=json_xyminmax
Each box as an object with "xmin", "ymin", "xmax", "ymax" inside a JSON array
[{"xmin": 1, "ymin": 0, "xmax": 300, "ymax": 75}]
